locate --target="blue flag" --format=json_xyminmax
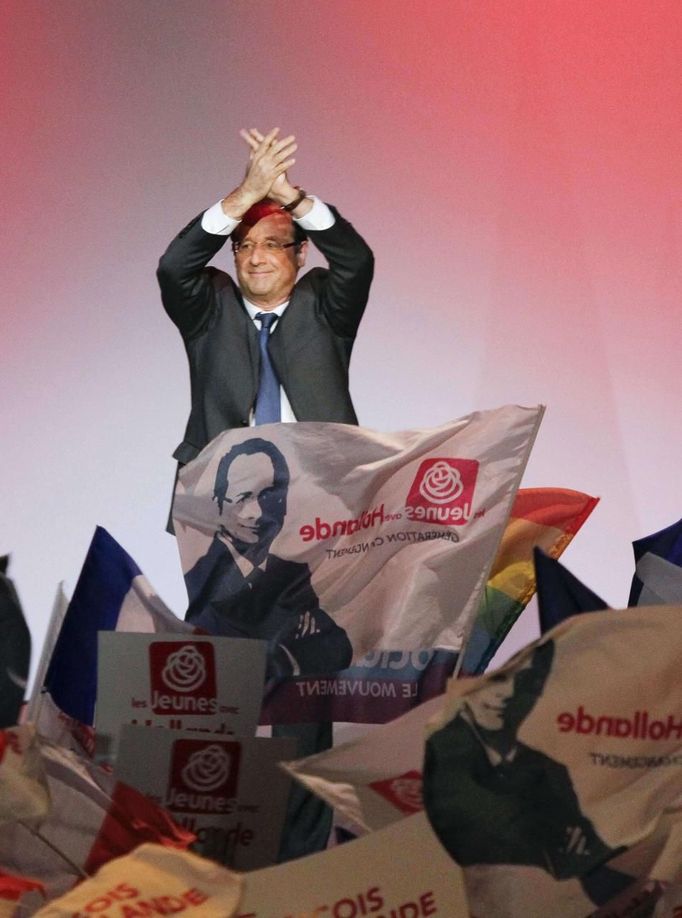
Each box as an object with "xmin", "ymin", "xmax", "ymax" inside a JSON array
[
  {"xmin": 628, "ymin": 518, "xmax": 682, "ymax": 606},
  {"xmin": 43, "ymin": 527, "xmax": 188, "ymax": 727},
  {"xmin": 534, "ymin": 547, "xmax": 607, "ymax": 634}
]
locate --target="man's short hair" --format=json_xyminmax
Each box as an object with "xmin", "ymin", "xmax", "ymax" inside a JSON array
[
  {"xmin": 232, "ymin": 198, "xmax": 308, "ymax": 246},
  {"xmin": 213, "ymin": 437, "xmax": 290, "ymax": 516}
]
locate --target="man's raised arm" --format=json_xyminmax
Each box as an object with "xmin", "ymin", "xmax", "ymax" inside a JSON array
[
  {"xmin": 241, "ymin": 128, "xmax": 374, "ymax": 338},
  {"xmin": 157, "ymin": 128, "xmax": 299, "ymax": 337}
]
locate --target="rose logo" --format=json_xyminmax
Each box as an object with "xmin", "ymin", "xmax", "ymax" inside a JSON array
[
  {"xmin": 418, "ymin": 461, "xmax": 464, "ymax": 504},
  {"xmin": 368, "ymin": 770, "xmax": 423, "ymax": 814},
  {"xmin": 388, "ymin": 777, "xmax": 423, "ymax": 812},
  {"xmin": 161, "ymin": 644, "xmax": 207, "ymax": 693},
  {"xmin": 181, "ymin": 744, "xmax": 232, "ymax": 793}
]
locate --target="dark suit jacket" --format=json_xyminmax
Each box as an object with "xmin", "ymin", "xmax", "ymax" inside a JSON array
[
  {"xmin": 185, "ymin": 536, "xmax": 353, "ymax": 679},
  {"xmin": 423, "ymin": 714, "xmax": 616, "ymax": 880},
  {"xmin": 157, "ymin": 206, "xmax": 374, "ymax": 464}
]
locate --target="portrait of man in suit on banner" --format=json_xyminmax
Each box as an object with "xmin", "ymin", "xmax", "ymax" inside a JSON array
[
  {"xmin": 424, "ymin": 640, "xmax": 634, "ymax": 906},
  {"xmin": 184, "ymin": 437, "xmax": 352, "ymax": 680}
]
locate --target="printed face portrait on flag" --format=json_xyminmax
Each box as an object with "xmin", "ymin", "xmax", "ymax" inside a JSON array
[
  {"xmin": 182, "ymin": 437, "xmax": 353, "ymax": 680},
  {"xmin": 173, "ymin": 407, "xmax": 544, "ymax": 683},
  {"xmin": 424, "ymin": 607, "xmax": 682, "ymax": 910},
  {"xmin": 211, "ymin": 438, "xmax": 289, "ymax": 562},
  {"xmin": 283, "ymin": 606, "xmax": 682, "ymax": 918},
  {"xmin": 424, "ymin": 640, "xmax": 630, "ymax": 902}
]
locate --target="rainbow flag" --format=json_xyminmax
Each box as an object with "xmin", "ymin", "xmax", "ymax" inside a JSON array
[{"xmin": 460, "ymin": 488, "xmax": 598, "ymax": 675}]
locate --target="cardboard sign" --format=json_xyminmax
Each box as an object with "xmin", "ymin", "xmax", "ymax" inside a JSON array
[
  {"xmin": 114, "ymin": 726, "xmax": 296, "ymax": 870},
  {"xmin": 95, "ymin": 634, "xmax": 266, "ymax": 760}
]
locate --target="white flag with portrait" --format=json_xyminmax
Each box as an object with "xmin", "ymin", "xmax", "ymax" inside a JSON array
[
  {"xmin": 172, "ymin": 406, "xmax": 543, "ymax": 687},
  {"xmin": 284, "ymin": 605, "xmax": 682, "ymax": 918}
]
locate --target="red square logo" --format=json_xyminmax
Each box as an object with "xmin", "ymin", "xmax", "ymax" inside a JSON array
[
  {"xmin": 405, "ymin": 458, "xmax": 479, "ymax": 526},
  {"xmin": 149, "ymin": 641, "xmax": 218, "ymax": 715},
  {"xmin": 166, "ymin": 738, "xmax": 241, "ymax": 814},
  {"xmin": 369, "ymin": 770, "xmax": 423, "ymax": 814}
]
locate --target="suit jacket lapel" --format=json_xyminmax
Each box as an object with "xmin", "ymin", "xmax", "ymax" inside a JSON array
[
  {"xmin": 269, "ymin": 282, "xmax": 314, "ymax": 366},
  {"xmin": 236, "ymin": 291, "xmax": 261, "ymax": 392}
]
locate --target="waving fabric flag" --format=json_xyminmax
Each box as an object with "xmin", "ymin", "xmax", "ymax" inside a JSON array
[
  {"xmin": 174, "ymin": 407, "xmax": 544, "ymax": 688},
  {"xmin": 261, "ymin": 487, "xmax": 598, "ymax": 724},
  {"xmin": 239, "ymin": 813, "xmax": 468, "ymax": 917},
  {"xmin": 33, "ymin": 844, "xmax": 242, "ymax": 917},
  {"xmin": 0, "ymin": 869, "xmax": 45, "ymax": 916},
  {"xmin": 0, "ymin": 733, "xmax": 194, "ymax": 901},
  {"xmin": 32, "ymin": 527, "xmax": 193, "ymax": 756},
  {"xmin": 281, "ymin": 694, "xmax": 444, "ymax": 835},
  {"xmin": 634, "ymin": 552, "xmax": 682, "ymax": 605},
  {"xmin": 0, "ymin": 726, "xmax": 49, "ymax": 825},
  {"xmin": 460, "ymin": 488, "xmax": 599, "ymax": 675},
  {"xmin": 424, "ymin": 605, "xmax": 682, "ymax": 917},
  {"xmin": 629, "ymin": 517, "xmax": 682, "ymax": 605},
  {"xmin": 284, "ymin": 605, "xmax": 682, "ymax": 917},
  {"xmin": 534, "ymin": 547, "xmax": 608, "ymax": 633},
  {"xmin": 24, "ymin": 584, "xmax": 68, "ymax": 727},
  {"xmin": 0, "ymin": 557, "xmax": 31, "ymax": 729},
  {"xmin": 450, "ymin": 819, "xmax": 680, "ymax": 918}
]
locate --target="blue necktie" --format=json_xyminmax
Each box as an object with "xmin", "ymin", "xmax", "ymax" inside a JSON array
[{"xmin": 254, "ymin": 312, "xmax": 281, "ymax": 424}]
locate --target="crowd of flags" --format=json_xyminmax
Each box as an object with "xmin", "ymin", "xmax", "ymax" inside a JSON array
[{"xmin": 1, "ymin": 410, "xmax": 681, "ymax": 916}]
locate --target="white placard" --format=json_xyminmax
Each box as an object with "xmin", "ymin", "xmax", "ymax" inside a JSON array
[
  {"xmin": 95, "ymin": 633, "xmax": 267, "ymax": 760},
  {"xmin": 115, "ymin": 725, "xmax": 296, "ymax": 870}
]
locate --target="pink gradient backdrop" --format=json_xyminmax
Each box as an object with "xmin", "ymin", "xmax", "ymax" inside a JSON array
[{"xmin": 2, "ymin": 0, "xmax": 681, "ymax": 676}]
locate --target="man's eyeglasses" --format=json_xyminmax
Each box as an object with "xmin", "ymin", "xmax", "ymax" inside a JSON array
[{"xmin": 232, "ymin": 239, "xmax": 299, "ymax": 256}]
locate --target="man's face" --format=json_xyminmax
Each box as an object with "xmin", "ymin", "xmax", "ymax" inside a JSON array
[
  {"xmin": 466, "ymin": 672, "xmax": 516, "ymax": 732},
  {"xmin": 222, "ymin": 453, "xmax": 275, "ymax": 545},
  {"xmin": 234, "ymin": 212, "xmax": 307, "ymax": 308},
  {"xmin": 221, "ymin": 452, "xmax": 280, "ymax": 551}
]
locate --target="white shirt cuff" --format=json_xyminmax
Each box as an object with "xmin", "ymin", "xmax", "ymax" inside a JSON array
[
  {"xmin": 201, "ymin": 201, "xmax": 241, "ymax": 236},
  {"xmin": 200, "ymin": 194, "xmax": 335, "ymax": 236},
  {"xmin": 295, "ymin": 195, "xmax": 335, "ymax": 231}
]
